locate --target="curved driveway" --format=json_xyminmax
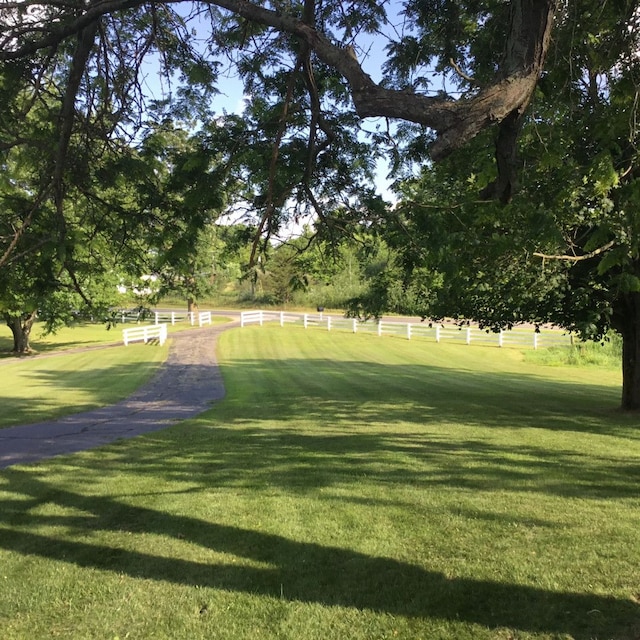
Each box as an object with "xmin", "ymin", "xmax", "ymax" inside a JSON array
[{"xmin": 0, "ymin": 321, "xmax": 238, "ymax": 469}]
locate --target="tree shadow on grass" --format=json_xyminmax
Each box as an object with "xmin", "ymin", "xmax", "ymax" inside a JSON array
[
  {"xmin": 1, "ymin": 353, "xmax": 638, "ymax": 637},
  {"xmin": 0, "ymin": 468, "xmax": 637, "ymax": 640},
  {"xmin": 108, "ymin": 421, "xmax": 640, "ymax": 502},
  {"xmin": 220, "ymin": 357, "xmax": 627, "ymax": 433}
]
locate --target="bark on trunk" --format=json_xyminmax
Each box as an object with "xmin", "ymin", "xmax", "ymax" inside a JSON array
[
  {"xmin": 5, "ymin": 310, "xmax": 37, "ymax": 355},
  {"xmin": 616, "ymin": 293, "xmax": 640, "ymax": 411},
  {"xmin": 187, "ymin": 297, "xmax": 199, "ymax": 313}
]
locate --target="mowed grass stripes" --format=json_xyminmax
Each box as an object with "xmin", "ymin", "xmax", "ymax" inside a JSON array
[{"xmin": 0, "ymin": 324, "xmax": 638, "ymax": 640}]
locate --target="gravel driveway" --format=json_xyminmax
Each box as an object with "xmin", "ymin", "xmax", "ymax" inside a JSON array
[{"xmin": 0, "ymin": 321, "xmax": 238, "ymax": 469}]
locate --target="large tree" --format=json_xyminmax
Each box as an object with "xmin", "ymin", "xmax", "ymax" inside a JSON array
[
  {"xmin": 0, "ymin": 0, "xmax": 558, "ymax": 267},
  {"xmin": 353, "ymin": 1, "xmax": 640, "ymax": 409}
]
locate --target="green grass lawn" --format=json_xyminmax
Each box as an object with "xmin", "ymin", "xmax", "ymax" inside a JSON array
[
  {"xmin": 1, "ymin": 325, "xmax": 638, "ymax": 640},
  {"xmin": 0, "ymin": 322, "xmax": 126, "ymax": 356},
  {"xmin": 0, "ymin": 342, "xmax": 169, "ymax": 428},
  {"xmin": 0, "ymin": 316, "xmax": 233, "ymax": 428}
]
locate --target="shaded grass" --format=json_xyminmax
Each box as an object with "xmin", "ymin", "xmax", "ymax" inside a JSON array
[
  {"xmin": 0, "ymin": 326, "xmax": 638, "ymax": 639},
  {"xmin": 0, "ymin": 322, "xmax": 124, "ymax": 356}
]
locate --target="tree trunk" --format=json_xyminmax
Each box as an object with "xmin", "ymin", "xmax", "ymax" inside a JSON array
[
  {"xmin": 187, "ymin": 297, "xmax": 198, "ymax": 313},
  {"xmin": 614, "ymin": 292, "xmax": 640, "ymax": 411},
  {"xmin": 5, "ymin": 310, "xmax": 38, "ymax": 354}
]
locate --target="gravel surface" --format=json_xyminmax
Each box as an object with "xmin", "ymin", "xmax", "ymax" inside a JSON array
[{"xmin": 0, "ymin": 321, "xmax": 238, "ymax": 469}]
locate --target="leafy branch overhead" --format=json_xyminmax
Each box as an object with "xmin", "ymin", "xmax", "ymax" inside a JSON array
[{"xmin": 1, "ymin": 0, "xmax": 558, "ymax": 205}]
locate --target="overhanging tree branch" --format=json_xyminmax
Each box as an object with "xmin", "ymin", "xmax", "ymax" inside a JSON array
[
  {"xmin": 1, "ymin": 0, "xmax": 558, "ymax": 165},
  {"xmin": 533, "ymin": 240, "xmax": 616, "ymax": 263}
]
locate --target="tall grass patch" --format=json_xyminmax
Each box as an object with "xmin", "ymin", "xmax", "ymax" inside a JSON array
[
  {"xmin": 0, "ymin": 325, "xmax": 638, "ymax": 639},
  {"xmin": 525, "ymin": 333, "xmax": 622, "ymax": 369}
]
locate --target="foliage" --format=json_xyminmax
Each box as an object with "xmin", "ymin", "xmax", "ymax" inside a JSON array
[{"xmin": 349, "ymin": 0, "xmax": 640, "ymax": 408}]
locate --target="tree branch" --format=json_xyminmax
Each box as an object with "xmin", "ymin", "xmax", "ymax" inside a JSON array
[
  {"xmin": 2, "ymin": 0, "xmax": 558, "ymax": 166},
  {"xmin": 533, "ymin": 240, "xmax": 616, "ymax": 262}
]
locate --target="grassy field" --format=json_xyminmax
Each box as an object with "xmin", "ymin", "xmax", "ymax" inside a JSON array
[
  {"xmin": 0, "ymin": 325, "xmax": 638, "ymax": 639},
  {"xmin": 0, "ymin": 342, "xmax": 169, "ymax": 428},
  {"xmin": 0, "ymin": 322, "xmax": 127, "ymax": 356}
]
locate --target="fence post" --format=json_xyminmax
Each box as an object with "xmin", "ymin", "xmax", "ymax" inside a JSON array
[
  {"xmin": 498, "ymin": 330, "xmax": 504, "ymax": 348},
  {"xmin": 259, "ymin": 310, "xmax": 264, "ymax": 326},
  {"xmin": 352, "ymin": 318, "xmax": 357, "ymax": 333},
  {"xmin": 280, "ymin": 311, "xmax": 285, "ymax": 327},
  {"xmin": 435, "ymin": 325, "xmax": 440, "ymax": 343},
  {"xmin": 378, "ymin": 320, "xmax": 382, "ymax": 337},
  {"xmin": 533, "ymin": 332, "xmax": 539, "ymax": 350},
  {"xmin": 154, "ymin": 312, "xmax": 159, "ymax": 325},
  {"xmin": 304, "ymin": 314, "xmax": 308, "ymax": 329},
  {"xmin": 466, "ymin": 327, "xmax": 472, "ymax": 345},
  {"xmin": 407, "ymin": 323, "xmax": 412, "ymax": 340},
  {"xmin": 327, "ymin": 317, "xmax": 332, "ymax": 331}
]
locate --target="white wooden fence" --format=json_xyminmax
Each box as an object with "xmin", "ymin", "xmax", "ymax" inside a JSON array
[
  {"xmin": 240, "ymin": 310, "xmax": 572, "ymax": 350},
  {"xmin": 120, "ymin": 309, "xmax": 213, "ymax": 346},
  {"xmin": 153, "ymin": 311, "xmax": 196, "ymax": 326},
  {"xmin": 119, "ymin": 309, "xmax": 145, "ymax": 323},
  {"xmin": 197, "ymin": 311, "xmax": 212, "ymax": 327},
  {"xmin": 240, "ymin": 310, "xmax": 300, "ymax": 327},
  {"xmin": 122, "ymin": 323, "xmax": 168, "ymax": 346},
  {"xmin": 151, "ymin": 310, "xmax": 211, "ymax": 326}
]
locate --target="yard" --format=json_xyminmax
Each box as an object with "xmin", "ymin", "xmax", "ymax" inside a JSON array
[{"xmin": 0, "ymin": 325, "xmax": 638, "ymax": 639}]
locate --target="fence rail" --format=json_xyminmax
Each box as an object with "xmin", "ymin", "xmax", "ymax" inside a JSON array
[
  {"xmin": 153, "ymin": 311, "xmax": 195, "ymax": 326},
  {"xmin": 122, "ymin": 323, "xmax": 168, "ymax": 346},
  {"xmin": 239, "ymin": 310, "xmax": 572, "ymax": 350},
  {"xmin": 198, "ymin": 311, "xmax": 212, "ymax": 327}
]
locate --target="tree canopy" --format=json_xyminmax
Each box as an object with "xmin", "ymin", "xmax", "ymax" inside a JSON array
[
  {"xmin": 0, "ymin": 0, "xmax": 558, "ymax": 268},
  {"xmin": 345, "ymin": 0, "xmax": 640, "ymax": 409}
]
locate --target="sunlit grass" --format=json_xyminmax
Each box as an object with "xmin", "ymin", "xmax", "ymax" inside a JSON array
[
  {"xmin": 525, "ymin": 334, "xmax": 622, "ymax": 369},
  {"xmin": 0, "ymin": 322, "xmax": 123, "ymax": 355},
  {"xmin": 0, "ymin": 325, "xmax": 638, "ymax": 640},
  {"xmin": 0, "ymin": 342, "xmax": 169, "ymax": 428},
  {"xmin": 0, "ymin": 315, "xmax": 234, "ymax": 428}
]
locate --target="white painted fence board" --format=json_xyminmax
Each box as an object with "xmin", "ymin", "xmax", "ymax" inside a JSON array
[
  {"xmin": 122, "ymin": 323, "xmax": 167, "ymax": 346},
  {"xmin": 239, "ymin": 310, "xmax": 572, "ymax": 350}
]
